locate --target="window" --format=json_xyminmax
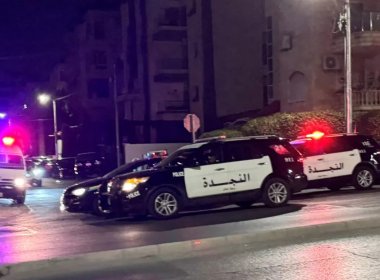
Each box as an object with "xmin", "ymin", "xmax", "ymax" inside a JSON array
[
  {"xmin": 92, "ymin": 50, "xmax": 107, "ymax": 70},
  {"xmin": 322, "ymin": 138, "xmax": 353, "ymax": 154},
  {"xmin": 223, "ymin": 141, "xmax": 263, "ymax": 162},
  {"xmin": 288, "ymin": 71, "xmax": 307, "ymax": 103},
  {"xmin": 293, "ymin": 140, "xmax": 324, "ymax": 156},
  {"xmin": 94, "ymin": 21, "xmax": 106, "ymax": 40},
  {"xmin": 263, "ymin": 16, "xmax": 274, "ymax": 101},
  {"xmin": 200, "ymin": 145, "xmax": 222, "ymax": 165}
]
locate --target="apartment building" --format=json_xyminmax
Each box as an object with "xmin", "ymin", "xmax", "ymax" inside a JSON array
[
  {"xmin": 265, "ymin": 0, "xmax": 380, "ymax": 113},
  {"xmin": 119, "ymin": 0, "xmax": 190, "ymax": 143},
  {"xmin": 186, "ymin": 0, "xmax": 266, "ymax": 130}
]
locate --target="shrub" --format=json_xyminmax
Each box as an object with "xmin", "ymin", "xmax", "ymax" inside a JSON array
[{"xmin": 200, "ymin": 129, "xmax": 244, "ymax": 139}]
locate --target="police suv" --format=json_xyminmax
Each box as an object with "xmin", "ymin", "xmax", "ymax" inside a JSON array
[
  {"xmin": 290, "ymin": 132, "xmax": 380, "ymax": 191},
  {"xmin": 103, "ymin": 136, "xmax": 307, "ymax": 219}
]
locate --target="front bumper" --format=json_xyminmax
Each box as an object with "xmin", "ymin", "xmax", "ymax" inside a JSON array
[
  {"xmin": 61, "ymin": 192, "xmax": 95, "ymax": 212},
  {"xmin": 108, "ymin": 192, "xmax": 146, "ymax": 216},
  {"xmin": 0, "ymin": 185, "xmax": 26, "ymax": 200}
]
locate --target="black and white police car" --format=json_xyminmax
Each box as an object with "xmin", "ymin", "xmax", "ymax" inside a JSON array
[
  {"xmin": 290, "ymin": 132, "xmax": 380, "ymax": 191},
  {"xmin": 104, "ymin": 136, "xmax": 307, "ymax": 219}
]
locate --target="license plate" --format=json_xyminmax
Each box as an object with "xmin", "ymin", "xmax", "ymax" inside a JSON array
[{"xmin": 0, "ymin": 192, "xmax": 3, "ymax": 198}]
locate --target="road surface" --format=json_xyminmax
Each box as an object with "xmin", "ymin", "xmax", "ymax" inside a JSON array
[{"xmin": 1, "ymin": 180, "xmax": 380, "ymax": 265}]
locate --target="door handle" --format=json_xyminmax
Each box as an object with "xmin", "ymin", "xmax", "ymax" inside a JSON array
[
  {"xmin": 214, "ymin": 168, "xmax": 225, "ymax": 171},
  {"xmin": 258, "ymin": 162, "xmax": 266, "ymax": 165},
  {"xmin": 349, "ymin": 154, "xmax": 355, "ymax": 156},
  {"xmin": 317, "ymin": 158, "xmax": 324, "ymax": 161}
]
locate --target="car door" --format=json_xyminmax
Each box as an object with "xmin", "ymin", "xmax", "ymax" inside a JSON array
[
  {"xmin": 184, "ymin": 143, "xmax": 231, "ymax": 199},
  {"xmin": 222, "ymin": 141, "xmax": 273, "ymax": 194},
  {"xmin": 300, "ymin": 139, "xmax": 331, "ymax": 181},
  {"xmin": 320, "ymin": 137, "xmax": 361, "ymax": 178}
]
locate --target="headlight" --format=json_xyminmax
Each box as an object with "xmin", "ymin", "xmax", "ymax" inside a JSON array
[
  {"xmin": 14, "ymin": 178, "xmax": 26, "ymax": 188},
  {"xmin": 32, "ymin": 167, "xmax": 45, "ymax": 178},
  {"xmin": 121, "ymin": 177, "xmax": 149, "ymax": 192},
  {"xmin": 72, "ymin": 188, "xmax": 86, "ymax": 196}
]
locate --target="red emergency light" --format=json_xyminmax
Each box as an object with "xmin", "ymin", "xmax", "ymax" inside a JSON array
[
  {"xmin": 306, "ymin": 131, "xmax": 325, "ymax": 140},
  {"xmin": 2, "ymin": 136, "xmax": 15, "ymax": 146}
]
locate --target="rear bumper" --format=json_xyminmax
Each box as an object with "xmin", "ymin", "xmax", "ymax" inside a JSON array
[{"xmin": 288, "ymin": 173, "xmax": 308, "ymax": 193}]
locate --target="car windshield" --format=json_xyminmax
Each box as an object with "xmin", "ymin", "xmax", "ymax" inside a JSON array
[
  {"xmin": 104, "ymin": 162, "xmax": 141, "ymax": 178},
  {"xmin": 156, "ymin": 148, "xmax": 197, "ymax": 168}
]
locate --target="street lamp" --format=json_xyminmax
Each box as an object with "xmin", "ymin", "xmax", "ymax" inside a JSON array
[{"xmin": 38, "ymin": 93, "xmax": 71, "ymax": 159}]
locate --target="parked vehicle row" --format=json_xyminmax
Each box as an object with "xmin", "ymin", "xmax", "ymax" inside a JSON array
[{"xmin": 59, "ymin": 132, "xmax": 378, "ymax": 220}]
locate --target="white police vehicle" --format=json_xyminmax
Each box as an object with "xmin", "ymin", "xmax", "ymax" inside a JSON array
[
  {"xmin": 290, "ymin": 132, "xmax": 380, "ymax": 191},
  {"xmin": 105, "ymin": 136, "xmax": 307, "ymax": 219}
]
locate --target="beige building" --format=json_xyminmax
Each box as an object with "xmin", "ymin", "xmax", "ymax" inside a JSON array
[
  {"xmin": 186, "ymin": 0, "xmax": 266, "ymax": 131},
  {"xmin": 119, "ymin": 0, "xmax": 189, "ymax": 143},
  {"xmin": 266, "ymin": 0, "xmax": 380, "ymax": 113}
]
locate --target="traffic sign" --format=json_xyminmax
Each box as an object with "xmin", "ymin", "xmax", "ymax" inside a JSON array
[{"xmin": 184, "ymin": 114, "xmax": 200, "ymax": 142}]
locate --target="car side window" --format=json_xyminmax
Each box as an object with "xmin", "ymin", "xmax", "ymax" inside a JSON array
[
  {"xmin": 322, "ymin": 137, "xmax": 353, "ymax": 154},
  {"xmin": 297, "ymin": 140, "xmax": 325, "ymax": 156},
  {"xmin": 200, "ymin": 144, "xmax": 222, "ymax": 165},
  {"xmin": 133, "ymin": 164, "xmax": 149, "ymax": 172},
  {"xmin": 223, "ymin": 141, "xmax": 263, "ymax": 162}
]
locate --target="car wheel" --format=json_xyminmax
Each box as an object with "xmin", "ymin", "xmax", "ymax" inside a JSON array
[
  {"xmin": 236, "ymin": 202, "xmax": 253, "ymax": 209},
  {"xmin": 327, "ymin": 186, "xmax": 342, "ymax": 192},
  {"xmin": 353, "ymin": 166, "xmax": 375, "ymax": 190},
  {"xmin": 15, "ymin": 196, "xmax": 25, "ymax": 205},
  {"xmin": 148, "ymin": 188, "xmax": 180, "ymax": 219},
  {"xmin": 262, "ymin": 178, "xmax": 290, "ymax": 208},
  {"xmin": 92, "ymin": 197, "xmax": 112, "ymax": 217}
]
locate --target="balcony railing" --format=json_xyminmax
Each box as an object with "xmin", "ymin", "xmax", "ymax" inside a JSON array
[
  {"xmin": 353, "ymin": 90, "xmax": 380, "ymax": 110},
  {"xmin": 334, "ymin": 11, "xmax": 380, "ymax": 34}
]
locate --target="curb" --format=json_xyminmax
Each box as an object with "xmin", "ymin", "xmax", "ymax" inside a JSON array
[{"xmin": 1, "ymin": 217, "xmax": 380, "ymax": 279}]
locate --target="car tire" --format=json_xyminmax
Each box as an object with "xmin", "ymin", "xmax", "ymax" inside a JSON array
[
  {"xmin": 148, "ymin": 188, "xmax": 181, "ymax": 219},
  {"xmin": 92, "ymin": 197, "xmax": 112, "ymax": 217},
  {"xmin": 353, "ymin": 166, "xmax": 375, "ymax": 190},
  {"xmin": 327, "ymin": 186, "xmax": 342, "ymax": 192},
  {"xmin": 262, "ymin": 178, "xmax": 290, "ymax": 208},
  {"xmin": 15, "ymin": 196, "xmax": 25, "ymax": 205},
  {"xmin": 236, "ymin": 202, "xmax": 253, "ymax": 209}
]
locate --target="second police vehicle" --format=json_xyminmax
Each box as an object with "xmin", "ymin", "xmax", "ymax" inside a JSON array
[
  {"xmin": 290, "ymin": 132, "xmax": 380, "ymax": 191},
  {"xmin": 102, "ymin": 136, "xmax": 307, "ymax": 219}
]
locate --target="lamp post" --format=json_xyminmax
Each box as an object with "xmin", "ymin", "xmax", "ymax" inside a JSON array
[
  {"xmin": 344, "ymin": 0, "xmax": 353, "ymax": 134},
  {"xmin": 38, "ymin": 93, "xmax": 71, "ymax": 159}
]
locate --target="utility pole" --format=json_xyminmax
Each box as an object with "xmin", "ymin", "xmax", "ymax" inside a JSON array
[
  {"xmin": 345, "ymin": 0, "xmax": 353, "ymax": 133},
  {"xmin": 113, "ymin": 63, "xmax": 122, "ymax": 167}
]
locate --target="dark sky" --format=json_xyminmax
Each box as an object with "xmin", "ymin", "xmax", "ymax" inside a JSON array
[{"xmin": 0, "ymin": 0, "xmax": 121, "ymax": 82}]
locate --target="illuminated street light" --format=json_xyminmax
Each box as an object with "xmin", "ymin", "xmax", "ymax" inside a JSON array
[
  {"xmin": 37, "ymin": 93, "xmax": 71, "ymax": 159},
  {"xmin": 0, "ymin": 113, "xmax": 7, "ymax": 119},
  {"xmin": 37, "ymin": 93, "xmax": 51, "ymax": 106}
]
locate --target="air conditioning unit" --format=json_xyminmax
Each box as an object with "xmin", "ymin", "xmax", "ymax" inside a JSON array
[{"xmin": 322, "ymin": 55, "xmax": 342, "ymax": 71}]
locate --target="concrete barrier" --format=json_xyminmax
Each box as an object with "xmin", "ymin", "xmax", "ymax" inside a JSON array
[{"xmin": 2, "ymin": 216, "xmax": 380, "ymax": 279}]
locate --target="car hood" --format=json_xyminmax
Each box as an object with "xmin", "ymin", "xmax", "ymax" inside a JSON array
[{"xmin": 65, "ymin": 177, "xmax": 104, "ymax": 193}]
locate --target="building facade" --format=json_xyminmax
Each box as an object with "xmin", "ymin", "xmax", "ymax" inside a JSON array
[
  {"xmin": 266, "ymin": 0, "xmax": 380, "ymax": 113},
  {"xmin": 186, "ymin": 0, "xmax": 266, "ymax": 130},
  {"xmin": 119, "ymin": 0, "xmax": 190, "ymax": 143}
]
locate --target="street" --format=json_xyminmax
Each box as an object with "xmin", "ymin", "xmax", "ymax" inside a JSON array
[
  {"xmin": 2, "ymin": 181, "xmax": 380, "ymax": 265},
  {"xmin": 45, "ymin": 229, "xmax": 380, "ymax": 280}
]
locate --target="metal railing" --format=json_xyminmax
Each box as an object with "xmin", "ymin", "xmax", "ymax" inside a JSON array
[
  {"xmin": 335, "ymin": 11, "xmax": 380, "ymax": 33},
  {"xmin": 353, "ymin": 90, "xmax": 380, "ymax": 109}
]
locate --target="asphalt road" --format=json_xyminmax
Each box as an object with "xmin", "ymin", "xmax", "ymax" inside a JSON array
[
  {"xmin": 1, "ymin": 180, "xmax": 380, "ymax": 265},
  {"xmin": 47, "ymin": 229, "xmax": 380, "ymax": 280}
]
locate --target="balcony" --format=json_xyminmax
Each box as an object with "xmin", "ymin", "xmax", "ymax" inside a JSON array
[
  {"xmin": 157, "ymin": 100, "xmax": 189, "ymax": 114},
  {"xmin": 332, "ymin": 12, "xmax": 380, "ymax": 56},
  {"xmin": 154, "ymin": 58, "xmax": 188, "ymax": 83},
  {"xmin": 353, "ymin": 90, "xmax": 380, "ymax": 110},
  {"xmin": 153, "ymin": 7, "xmax": 187, "ymax": 41}
]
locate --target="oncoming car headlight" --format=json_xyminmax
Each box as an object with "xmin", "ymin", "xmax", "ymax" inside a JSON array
[
  {"xmin": 14, "ymin": 178, "xmax": 26, "ymax": 188},
  {"xmin": 122, "ymin": 177, "xmax": 149, "ymax": 192},
  {"xmin": 72, "ymin": 188, "xmax": 86, "ymax": 196}
]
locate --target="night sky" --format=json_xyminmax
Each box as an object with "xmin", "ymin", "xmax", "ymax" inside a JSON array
[{"xmin": 0, "ymin": 0, "xmax": 121, "ymax": 82}]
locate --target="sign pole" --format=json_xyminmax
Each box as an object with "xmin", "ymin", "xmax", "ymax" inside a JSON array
[{"xmin": 190, "ymin": 114, "xmax": 196, "ymax": 143}]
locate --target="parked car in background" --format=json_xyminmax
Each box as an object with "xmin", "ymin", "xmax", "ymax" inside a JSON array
[
  {"xmin": 50, "ymin": 157, "xmax": 76, "ymax": 179},
  {"xmin": 290, "ymin": 132, "xmax": 380, "ymax": 191},
  {"xmin": 74, "ymin": 152, "xmax": 104, "ymax": 179},
  {"xmin": 61, "ymin": 157, "xmax": 162, "ymax": 215}
]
